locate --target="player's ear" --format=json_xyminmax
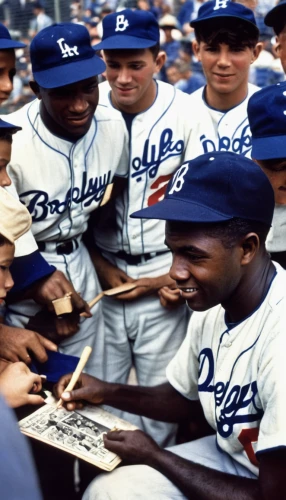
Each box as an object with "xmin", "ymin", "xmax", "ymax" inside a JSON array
[
  {"xmin": 192, "ymin": 40, "xmax": 201, "ymax": 61},
  {"xmin": 29, "ymin": 80, "xmax": 41, "ymax": 99},
  {"xmin": 155, "ymin": 50, "xmax": 166, "ymax": 71},
  {"xmin": 251, "ymin": 42, "xmax": 262, "ymax": 63},
  {"xmin": 240, "ymin": 232, "xmax": 260, "ymax": 266}
]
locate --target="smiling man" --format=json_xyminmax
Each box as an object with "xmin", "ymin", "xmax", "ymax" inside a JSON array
[
  {"xmin": 185, "ymin": 0, "xmax": 261, "ymax": 158},
  {"xmin": 55, "ymin": 151, "xmax": 286, "ymax": 499},
  {"xmin": 4, "ymin": 22, "xmax": 128, "ymax": 377}
]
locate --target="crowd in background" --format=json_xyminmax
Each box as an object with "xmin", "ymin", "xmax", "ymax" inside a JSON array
[{"xmin": 0, "ymin": 0, "xmax": 284, "ymax": 113}]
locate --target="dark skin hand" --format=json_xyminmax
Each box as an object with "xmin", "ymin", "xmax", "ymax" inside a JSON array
[
  {"xmin": 8, "ymin": 270, "xmax": 91, "ymax": 338},
  {"xmin": 88, "ymin": 247, "xmax": 178, "ymax": 303},
  {"xmin": 54, "ymin": 374, "xmax": 286, "ymax": 500},
  {"xmin": 0, "ymin": 323, "xmax": 57, "ymax": 363}
]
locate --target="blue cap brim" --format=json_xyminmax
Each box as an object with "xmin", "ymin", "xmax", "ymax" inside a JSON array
[
  {"xmin": 252, "ymin": 136, "xmax": 286, "ymax": 160},
  {"xmin": 0, "ymin": 118, "xmax": 21, "ymax": 131},
  {"xmin": 93, "ymin": 35, "xmax": 158, "ymax": 51},
  {"xmin": 33, "ymin": 53, "xmax": 106, "ymax": 89},
  {"xmin": 0, "ymin": 39, "xmax": 26, "ymax": 49},
  {"xmin": 131, "ymin": 198, "xmax": 231, "ymax": 222}
]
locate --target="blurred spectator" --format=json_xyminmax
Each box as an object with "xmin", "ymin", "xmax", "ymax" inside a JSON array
[
  {"xmin": 166, "ymin": 59, "xmax": 205, "ymax": 93},
  {"xmin": 29, "ymin": 2, "xmax": 53, "ymax": 37},
  {"xmin": 6, "ymin": 0, "xmax": 34, "ymax": 37},
  {"xmin": 159, "ymin": 14, "xmax": 182, "ymax": 62}
]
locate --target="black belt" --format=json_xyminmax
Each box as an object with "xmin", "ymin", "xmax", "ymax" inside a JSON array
[
  {"xmin": 37, "ymin": 239, "xmax": 79, "ymax": 255},
  {"xmin": 115, "ymin": 250, "xmax": 168, "ymax": 265}
]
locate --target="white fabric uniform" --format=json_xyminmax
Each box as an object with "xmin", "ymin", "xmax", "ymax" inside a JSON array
[
  {"xmin": 95, "ymin": 80, "xmax": 194, "ymax": 446},
  {"xmin": 178, "ymin": 83, "xmax": 259, "ymax": 160},
  {"xmin": 84, "ymin": 265, "xmax": 286, "ymax": 499},
  {"xmin": 266, "ymin": 204, "xmax": 286, "ymax": 253},
  {"xmin": 5, "ymin": 99, "xmax": 128, "ymax": 377}
]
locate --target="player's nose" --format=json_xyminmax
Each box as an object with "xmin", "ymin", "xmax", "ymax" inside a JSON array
[
  {"xmin": 117, "ymin": 68, "xmax": 132, "ymax": 84},
  {"xmin": 69, "ymin": 95, "xmax": 89, "ymax": 114},
  {"xmin": 0, "ymin": 73, "xmax": 13, "ymax": 94},
  {"xmin": 217, "ymin": 49, "xmax": 231, "ymax": 67},
  {"xmin": 169, "ymin": 254, "xmax": 190, "ymax": 284}
]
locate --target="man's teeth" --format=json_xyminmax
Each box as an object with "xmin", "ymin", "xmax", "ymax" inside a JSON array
[{"xmin": 184, "ymin": 288, "xmax": 197, "ymax": 292}]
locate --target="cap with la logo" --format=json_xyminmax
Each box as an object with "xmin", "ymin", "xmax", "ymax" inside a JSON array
[
  {"xmin": 30, "ymin": 23, "xmax": 106, "ymax": 89},
  {"xmin": 93, "ymin": 9, "xmax": 159, "ymax": 50},
  {"xmin": 190, "ymin": 0, "xmax": 258, "ymax": 33},
  {"xmin": 131, "ymin": 151, "xmax": 274, "ymax": 225}
]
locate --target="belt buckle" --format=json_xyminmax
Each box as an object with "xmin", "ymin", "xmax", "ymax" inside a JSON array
[{"xmin": 56, "ymin": 241, "xmax": 73, "ymax": 255}]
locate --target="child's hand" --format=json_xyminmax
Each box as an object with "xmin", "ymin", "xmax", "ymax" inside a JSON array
[{"xmin": 0, "ymin": 362, "xmax": 44, "ymax": 408}]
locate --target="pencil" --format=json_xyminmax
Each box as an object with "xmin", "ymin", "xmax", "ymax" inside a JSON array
[{"xmin": 56, "ymin": 346, "xmax": 92, "ymax": 409}]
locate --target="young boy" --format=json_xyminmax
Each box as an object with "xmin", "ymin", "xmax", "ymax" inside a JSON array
[
  {"xmin": 0, "ymin": 185, "xmax": 43, "ymax": 500},
  {"xmin": 187, "ymin": 0, "xmax": 261, "ymax": 158},
  {"xmin": 248, "ymin": 81, "xmax": 286, "ymax": 268}
]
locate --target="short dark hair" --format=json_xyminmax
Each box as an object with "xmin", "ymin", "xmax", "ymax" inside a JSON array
[
  {"xmin": 0, "ymin": 131, "xmax": 13, "ymax": 143},
  {"xmin": 168, "ymin": 217, "xmax": 270, "ymax": 249},
  {"xmin": 194, "ymin": 18, "xmax": 259, "ymax": 48},
  {"xmin": 0, "ymin": 234, "xmax": 12, "ymax": 247},
  {"xmin": 198, "ymin": 218, "xmax": 270, "ymax": 249}
]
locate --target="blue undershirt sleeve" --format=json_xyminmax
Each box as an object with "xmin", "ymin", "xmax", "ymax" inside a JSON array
[{"xmin": 9, "ymin": 250, "xmax": 56, "ymax": 293}]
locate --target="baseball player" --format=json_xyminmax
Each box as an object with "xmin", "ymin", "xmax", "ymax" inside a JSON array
[
  {"xmin": 248, "ymin": 82, "xmax": 286, "ymax": 268},
  {"xmin": 0, "ymin": 22, "xmax": 95, "ymax": 366},
  {"xmin": 92, "ymin": 9, "xmax": 196, "ymax": 447},
  {"xmin": 184, "ymin": 0, "xmax": 261, "ymax": 159},
  {"xmin": 264, "ymin": 0, "xmax": 286, "ymax": 73},
  {"xmin": 56, "ymin": 152, "xmax": 286, "ymax": 500},
  {"xmin": 5, "ymin": 23, "xmax": 128, "ymax": 378}
]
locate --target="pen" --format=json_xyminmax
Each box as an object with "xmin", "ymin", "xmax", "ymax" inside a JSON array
[{"xmin": 56, "ymin": 346, "xmax": 92, "ymax": 409}]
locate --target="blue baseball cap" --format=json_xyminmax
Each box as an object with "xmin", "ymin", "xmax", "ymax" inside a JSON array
[
  {"xmin": 190, "ymin": 0, "xmax": 258, "ymax": 34},
  {"xmin": 264, "ymin": 0, "xmax": 286, "ymax": 35},
  {"xmin": 0, "ymin": 23, "xmax": 26, "ymax": 49},
  {"xmin": 131, "ymin": 152, "xmax": 274, "ymax": 226},
  {"xmin": 248, "ymin": 82, "xmax": 286, "ymax": 160},
  {"xmin": 92, "ymin": 9, "xmax": 159, "ymax": 50},
  {"xmin": 0, "ymin": 118, "xmax": 21, "ymax": 132},
  {"xmin": 30, "ymin": 23, "xmax": 106, "ymax": 89}
]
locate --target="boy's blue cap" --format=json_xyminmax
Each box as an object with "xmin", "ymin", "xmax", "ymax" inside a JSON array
[
  {"xmin": 131, "ymin": 152, "xmax": 274, "ymax": 226},
  {"xmin": 0, "ymin": 117, "xmax": 21, "ymax": 132},
  {"xmin": 30, "ymin": 22, "xmax": 106, "ymax": 89},
  {"xmin": 93, "ymin": 9, "xmax": 159, "ymax": 50},
  {"xmin": 264, "ymin": 0, "xmax": 286, "ymax": 33},
  {"xmin": 0, "ymin": 23, "xmax": 26, "ymax": 49},
  {"xmin": 248, "ymin": 82, "xmax": 286, "ymax": 160},
  {"xmin": 190, "ymin": 0, "xmax": 258, "ymax": 34}
]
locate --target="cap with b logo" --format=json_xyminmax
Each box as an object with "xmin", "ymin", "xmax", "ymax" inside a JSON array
[
  {"xmin": 190, "ymin": 0, "xmax": 258, "ymax": 34},
  {"xmin": 93, "ymin": 9, "xmax": 159, "ymax": 50},
  {"xmin": 131, "ymin": 151, "xmax": 274, "ymax": 226},
  {"xmin": 248, "ymin": 82, "xmax": 286, "ymax": 160},
  {"xmin": 0, "ymin": 187, "xmax": 32, "ymax": 244},
  {"xmin": 30, "ymin": 22, "xmax": 106, "ymax": 89}
]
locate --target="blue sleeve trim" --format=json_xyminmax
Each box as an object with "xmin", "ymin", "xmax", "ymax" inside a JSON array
[{"xmin": 9, "ymin": 250, "xmax": 56, "ymax": 293}]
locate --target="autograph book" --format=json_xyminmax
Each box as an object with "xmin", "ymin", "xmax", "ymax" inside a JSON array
[{"xmin": 19, "ymin": 396, "xmax": 137, "ymax": 472}]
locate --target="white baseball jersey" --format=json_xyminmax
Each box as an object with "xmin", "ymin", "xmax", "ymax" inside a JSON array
[
  {"xmin": 6, "ymin": 99, "xmax": 128, "ymax": 242},
  {"xmin": 95, "ymin": 81, "xmax": 259, "ymax": 256},
  {"xmin": 95, "ymin": 80, "xmax": 197, "ymax": 256},
  {"xmin": 266, "ymin": 204, "xmax": 286, "ymax": 253},
  {"xmin": 4, "ymin": 98, "xmax": 128, "ymax": 377},
  {"xmin": 184, "ymin": 83, "xmax": 259, "ymax": 159},
  {"xmin": 167, "ymin": 264, "xmax": 286, "ymax": 476}
]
